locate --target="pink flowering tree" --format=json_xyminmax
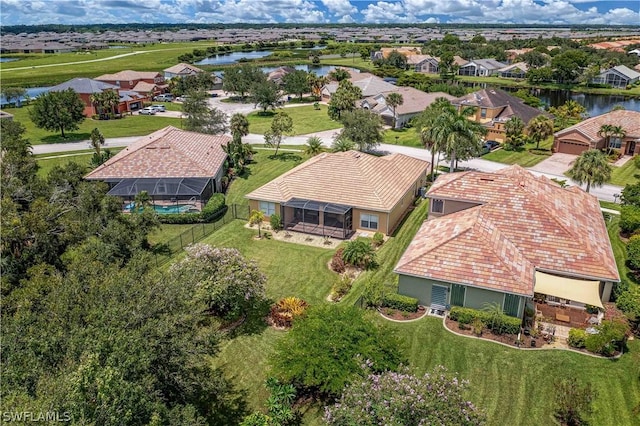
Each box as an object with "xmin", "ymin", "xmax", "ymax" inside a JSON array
[
  {"xmin": 170, "ymin": 243, "xmax": 266, "ymax": 320},
  {"xmin": 324, "ymin": 363, "xmax": 486, "ymax": 426}
]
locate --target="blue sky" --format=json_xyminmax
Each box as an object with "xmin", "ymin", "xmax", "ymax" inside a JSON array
[{"xmin": 1, "ymin": 1, "xmax": 639, "ymax": 26}]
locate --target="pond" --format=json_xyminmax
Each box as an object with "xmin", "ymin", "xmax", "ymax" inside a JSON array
[
  {"xmin": 0, "ymin": 86, "xmax": 50, "ymax": 107},
  {"xmin": 195, "ymin": 50, "xmax": 273, "ymax": 66},
  {"xmin": 260, "ymin": 64, "xmax": 357, "ymax": 77},
  {"xmin": 0, "ymin": 57, "xmax": 19, "ymax": 62}
]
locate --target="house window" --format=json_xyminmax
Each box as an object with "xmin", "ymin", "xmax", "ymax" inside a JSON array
[
  {"xmin": 480, "ymin": 108, "xmax": 487, "ymax": 119},
  {"xmin": 360, "ymin": 213, "xmax": 378, "ymax": 230},
  {"xmin": 610, "ymin": 137, "xmax": 622, "ymax": 149},
  {"xmin": 431, "ymin": 199, "xmax": 444, "ymax": 213},
  {"xmin": 259, "ymin": 201, "xmax": 275, "ymax": 216}
]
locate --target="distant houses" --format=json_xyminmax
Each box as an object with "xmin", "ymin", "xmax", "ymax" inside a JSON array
[
  {"xmin": 163, "ymin": 63, "xmax": 205, "ymax": 79},
  {"xmin": 457, "ymin": 59, "xmax": 507, "ymax": 77}
]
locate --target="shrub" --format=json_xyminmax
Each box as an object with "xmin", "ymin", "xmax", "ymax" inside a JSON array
[
  {"xmin": 158, "ymin": 194, "xmax": 227, "ymax": 224},
  {"xmin": 270, "ymin": 296, "xmax": 309, "ymax": 328},
  {"xmin": 331, "ymin": 275, "xmax": 353, "ymax": 300},
  {"xmin": 635, "ymin": 154, "xmax": 640, "ymax": 169},
  {"xmin": 585, "ymin": 319, "xmax": 629, "ymax": 356},
  {"xmin": 449, "ymin": 306, "xmax": 520, "ymax": 334},
  {"xmin": 382, "ymin": 293, "xmax": 418, "ymax": 313},
  {"xmin": 270, "ymin": 213, "xmax": 282, "ymax": 232},
  {"xmin": 362, "ymin": 278, "xmax": 384, "ymax": 308},
  {"xmin": 567, "ymin": 328, "xmax": 587, "ymax": 348},
  {"xmin": 341, "ymin": 239, "xmax": 377, "ymax": 269},
  {"xmin": 471, "ymin": 317, "xmax": 484, "ymax": 336},
  {"xmin": 330, "ymin": 248, "xmax": 346, "ymax": 273},
  {"xmin": 372, "ymin": 232, "xmax": 384, "ymax": 247},
  {"xmin": 627, "ymin": 235, "xmax": 640, "ymax": 270},
  {"xmin": 448, "ymin": 307, "xmax": 477, "ymax": 325},
  {"xmin": 554, "ymin": 377, "xmax": 596, "ymax": 426},
  {"xmin": 620, "ymin": 205, "xmax": 640, "ymax": 235}
]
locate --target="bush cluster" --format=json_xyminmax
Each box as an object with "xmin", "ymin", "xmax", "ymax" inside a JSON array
[
  {"xmin": 330, "ymin": 248, "xmax": 346, "ymax": 273},
  {"xmin": 584, "ymin": 320, "xmax": 629, "ymax": 356},
  {"xmin": 567, "ymin": 328, "xmax": 587, "ymax": 348},
  {"xmin": 449, "ymin": 306, "xmax": 521, "ymax": 335},
  {"xmin": 270, "ymin": 297, "xmax": 309, "ymax": 328},
  {"xmin": 158, "ymin": 194, "xmax": 227, "ymax": 224},
  {"xmin": 331, "ymin": 275, "xmax": 353, "ymax": 301},
  {"xmin": 269, "ymin": 213, "xmax": 282, "ymax": 231},
  {"xmin": 372, "ymin": 232, "xmax": 384, "ymax": 247},
  {"xmin": 381, "ymin": 293, "xmax": 418, "ymax": 313},
  {"xmin": 341, "ymin": 239, "xmax": 377, "ymax": 269}
]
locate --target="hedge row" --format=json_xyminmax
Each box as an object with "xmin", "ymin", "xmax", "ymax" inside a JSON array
[
  {"xmin": 449, "ymin": 306, "xmax": 521, "ymax": 335},
  {"xmin": 158, "ymin": 194, "xmax": 227, "ymax": 224},
  {"xmin": 382, "ymin": 293, "xmax": 418, "ymax": 313}
]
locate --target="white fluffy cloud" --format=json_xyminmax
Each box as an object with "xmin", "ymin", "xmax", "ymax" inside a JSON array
[{"xmin": 321, "ymin": 0, "xmax": 356, "ymax": 16}]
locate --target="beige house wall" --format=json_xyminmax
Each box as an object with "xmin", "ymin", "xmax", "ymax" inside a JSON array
[
  {"xmin": 353, "ymin": 208, "xmax": 391, "ymax": 235},
  {"xmin": 428, "ymin": 198, "xmax": 477, "ymax": 218}
]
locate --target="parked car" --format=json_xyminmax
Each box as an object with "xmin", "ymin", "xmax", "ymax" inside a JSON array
[
  {"xmin": 481, "ymin": 140, "xmax": 500, "ymax": 155},
  {"xmin": 150, "ymin": 105, "xmax": 166, "ymax": 112},
  {"xmin": 153, "ymin": 94, "xmax": 173, "ymax": 102},
  {"xmin": 175, "ymin": 95, "xmax": 190, "ymax": 102},
  {"xmin": 139, "ymin": 107, "xmax": 157, "ymax": 115}
]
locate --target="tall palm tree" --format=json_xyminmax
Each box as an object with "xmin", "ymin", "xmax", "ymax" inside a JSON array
[
  {"xmin": 610, "ymin": 125, "xmax": 626, "ymax": 154},
  {"xmin": 526, "ymin": 115, "xmax": 554, "ymax": 150},
  {"xmin": 504, "ymin": 116, "xmax": 525, "ymax": 150},
  {"xmin": 230, "ymin": 113, "xmax": 249, "ymax": 141},
  {"xmin": 102, "ymin": 90, "xmax": 120, "ymax": 117},
  {"xmin": 90, "ymin": 127, "xmax": 105, "ymax": 157},
  {"xmin": 415, "ymin": 98, "xmax": 451, "ymax": 181},
  {"xmin": 567, "ymin": 149, "xmax": 612, "ymax": 193},
  {"xmin": 89, "ymin": 92, "xmax": 105, "ymax": 117},
  {"xmin": 597, "ymin": 124, "xmax": 615, "ymax": 153},
  {"xmin": 385, "ymin": 92, "xmax": 404, "ymax": 129}
]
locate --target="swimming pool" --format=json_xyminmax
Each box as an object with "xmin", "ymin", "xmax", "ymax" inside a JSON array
[{"xmin": 124, "ymin": 203, "xmax": 196, "ymax": 214}]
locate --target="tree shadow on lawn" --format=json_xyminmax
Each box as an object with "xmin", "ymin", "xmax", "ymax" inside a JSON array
[
  {"xmin": 41, "ymin": 131, "xmax": 91, "ymax": 144},
  {"xmin": 268, "ymin": 152, "xmax": 302, "ymax": 162},
  {"xmin": 224, "ymin": 297, "xmax": 273, "ymax": 339},
  {"xmin": 209, "ymin": 369, "xmax": 251, "ymax": 425}
]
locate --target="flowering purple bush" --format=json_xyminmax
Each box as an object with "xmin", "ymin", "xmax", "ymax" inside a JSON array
[
  {"xmin": 324, "ymin": 364, "xmax": 486, "ymax": 426},
  {"xmin": 170, "ymin": 243, "xmax": 266, "ymax": 320}
]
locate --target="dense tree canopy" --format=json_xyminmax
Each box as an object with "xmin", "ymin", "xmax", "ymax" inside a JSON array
[
  {"xmin": 181, "ymin": 89, "xmax": 228, "ymax": 134},
  {"xmin": 328, "ymin": 80, "xmax": 361, "ymax": 121},
  {"xmin": 29, "ymin": 88, "xmax": 85, "ymax": 137},
  {"xmin": 251, "ymin": 80, "xmax": 281, "ymax": 114},
  {"xmin": 223, "ymin": 64, "xmax": 266, "ymax": 99},
  {"xmin": 282, "ymin": 69, "xmax": 310, "ymax": 99},
  {"xmin": 338, "ymin": 109, "xmax": 384, "ymax": 152}
]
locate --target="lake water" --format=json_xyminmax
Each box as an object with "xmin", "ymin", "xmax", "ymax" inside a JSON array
[
  {"xmin": 0, "ymin": 57, "xmax": 19, "ymax": 62},
  {"xmin": 195, "ymin": 50, "xmax": 273, "ymax": 65},
  {"xmin": 0, "ymin": 87, "xmax": 51, "ymax": 106},
  {"xmin": 534, "ymin": 89, "xmax": 640, "ymax": 116},
  {"xmin": 260, "ymin": 64, "xmax": 356, "ymax": 77}
]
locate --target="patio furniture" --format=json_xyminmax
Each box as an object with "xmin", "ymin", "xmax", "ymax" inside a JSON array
[
  {"xmin": 588, "ymin": 316, "xmax": 600, "ymax": 325},
  {"xmin": 555, "ymin": 313, "xmax": 570, "ymax": 323}
]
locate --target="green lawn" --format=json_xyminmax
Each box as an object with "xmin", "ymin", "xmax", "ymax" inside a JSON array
[
  {"xmin": 483, "ymin": 138, "xmax": 554, "ymax": 168},
  {"xmin": 611, "ymin": 158, "xmax": 640, "ymax": 186},
  {"xmin": 148, "ymin": 224, "xmax": 201, "ymax": 246},
  {"xmin": 35, "ymin": 149, "xmax": 124, "ymax": 177},
  {"xmin": 5, "ymin": 106, "xmax": 181, "ymax": 144},
  {"xmin": 246, "ymin": 105, "xmax": 342, "ymax": 136},
  {"xmin": 600, "ymin": 200, "xmax": 622, "ymax": 212},
  {"xmin": 382, "ymin": 128, "xmax": 422, "ymax": 147}
]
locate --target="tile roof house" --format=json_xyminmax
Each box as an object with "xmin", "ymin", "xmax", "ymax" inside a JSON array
[
  {"xmin": 163, "ymin": 63, "xmax": 205, "ymax": 79},
  {"xmin": 591, "ymin": 65, "xmax": 640, "ymax": 89},
  {"xmin": 48, "ymin": 77, "xmax": 144, "ymax": 117},
  {"xmin": 85, "ymin": 126, "xmax": 230, "ymax": 210},
  {"xmin": 498, "ymin": 62, "xmax": 529, "ymax": 79},
  {"xmin": 452, "ymin": 88, "xmax": 549, "ymax": 142},
  {"xmin": 362, "ymin": 88, "xmax": 455, "ymax": 128},
  {"xmin": 321, "ymin": 70, "xmax": 397, "ymax": 100},
  {"xmin": 458, "ymin": 59, "xmax": 507, "ymax": 77},
  {"xmin": 553, "ymin": 110, "xmax": 640, "ymax": 156},
  {"xmin": 95, "ymin": 70, "xmax": 166, "ymax": 93},
  {"xmin": 246, "ymin": 150, "xmax": 429, "ymax": 238},
  {"xmin": 395, "ymin": 165, "xmax": 619, "ymax": 318}
]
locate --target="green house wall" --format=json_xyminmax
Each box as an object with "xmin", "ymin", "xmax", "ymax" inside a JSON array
[{"xmin": 397, "ymin": 274, "xmax": 525, "ymax": 318}]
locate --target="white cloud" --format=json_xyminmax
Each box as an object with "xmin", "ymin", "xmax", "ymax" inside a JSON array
[
  {"xmin": 321, "ymin": 0, "xmax": 356, "ymax": 16},
  {"xmin": 337, "ymin": 13, "xmax": 355, "ymax": 23}
]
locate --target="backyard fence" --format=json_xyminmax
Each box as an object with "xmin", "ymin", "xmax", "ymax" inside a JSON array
[{"xmin": 154, "ymin": 203, "xmax": 250, "ymax": 267}]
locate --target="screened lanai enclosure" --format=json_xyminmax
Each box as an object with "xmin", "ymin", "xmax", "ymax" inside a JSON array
[
  {"xmin": 107, "ymin": 177, "xmax": 215, "ymax": 213},
  {"xmin": 281, "ymin": 198, "xmax": 354, "ymax": 239}
]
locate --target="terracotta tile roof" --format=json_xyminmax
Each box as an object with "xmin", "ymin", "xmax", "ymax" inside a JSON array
[
  {"xmin": 246, "ymin": 150, "xmax": 429, "ymax": 212},
  {"xmin": 95, "ymin": 70, "xmax": 161, "ymax": 81},
  {"xmin": 164, "ymin": 62, "xmax": 204, "ymax": 74},
  {"xmin": 85, "ymin": 126, "xmax": 229, "ymax": 180},
  {"xmin": 132, "ymin": 81, "xmax": 157, "ymax": 93},
  {"xmin": 555, "ymin": 110, "xmax": 640, "ymax": 141},
  {"xmin": 395, "ymin": 165, "xmax": 619, "ymax": 296}
]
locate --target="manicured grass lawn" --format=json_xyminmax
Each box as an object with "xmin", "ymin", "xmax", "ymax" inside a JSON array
[
  {"xmin": 382, "ymin": 128, "xmax": 422, "ymax": 147},
  {"xmin": 483, "ymin": 138, "xmax": 553, "ymax": 168},
  {"xmin": 246, "ymin": 105, "xmax": 342, "ymax": 136},
  {"xmin": 383, "ymin": 315, "xmax": 640, "ymax": 426},
  {"xmin": 148, "ymin": 224, "xmax": 200, "ymax": 246},
  {"xmin": 35, "ymin": 149, "xmax": 124, "ymax": 177},
  {"xmin": 610, "ymin": 158, "xmax": 640, "ymax": 186},
  {"xmin": 600, "ymin": 200, "xmax": 622, "ymax": 212},
  {"xmin": 4, "ymin": 106, "xmax": 180, "ymax": 144},
  {"xmin": 321, "ymin": 57, "xmax": 375, "ymax": 72}
]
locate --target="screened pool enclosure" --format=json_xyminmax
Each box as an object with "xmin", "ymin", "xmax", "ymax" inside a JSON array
[
  {"xmin": 281, "ymin": 198, "xmax": 354, "ymax": 239},
  {"xmin": 107, "ymin": 177, "xmax": 215, "ymax": 212}
]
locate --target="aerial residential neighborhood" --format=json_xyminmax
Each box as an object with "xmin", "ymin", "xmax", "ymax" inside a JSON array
[{"xmin": 2, "ymin": 2, "xmax": 640, "ymax": 424}]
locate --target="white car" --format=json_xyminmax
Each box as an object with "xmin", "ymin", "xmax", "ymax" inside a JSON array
[
  {"xmin": 139, "ymin": 107, "xmax": 156, "ymax": 115},
  {"xmin": 150, "ymin": 105, "xmax": 166, "ymax": 112}
]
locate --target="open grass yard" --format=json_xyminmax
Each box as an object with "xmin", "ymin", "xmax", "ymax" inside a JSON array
[
  {"xmin": 246, "ymin": 104, "xmax": 342, "ymax": 136},
  {"xmin": 382, "ymin": 127, "xmax": 423, "ymax": 148},
  {"xmin": 320, "ymin": 57, "xmax": 375, "ymax": 72},
  {"xmin": 0, "ymin": 42, "xmax": 214, "ymax": 87},
  {"xmin": 483, "ymin": 137, "xmax": 554, "ymax": 168},
  {"xmin": 4, "ymin": 106, "xmax": 180, "ymax": 144},
  {"xmin": 611, "ymin": 158, "xmax": 640, "ymax": 186},
  {"xmin": 35, "ymin": 150, "xmax": 122, "ymax": 177}
]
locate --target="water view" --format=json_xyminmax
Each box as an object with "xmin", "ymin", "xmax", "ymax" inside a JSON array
[
  {"xmin": 195, "ymin": 50, "xmax": 273, "ymax": 65},
  {"xmin": 0, "ymin": 57, "xmax": 19, "ymax": 62}
]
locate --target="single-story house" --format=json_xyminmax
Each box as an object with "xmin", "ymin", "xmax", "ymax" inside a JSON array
[
  {"xmin": 321, "ymin": 70, "xmax": 397, "ymax": 100},
  {"xmin": 245, "ymin": 150, "xmax": 429, "ymax": 238},
  {"xmin": 553, "ymin": 110, "xmax": 640, "ymax": 156},
  {"xmin": 395, "ymin": 165, "xmax": 619, "ymax": 318},
  {"xmin": 163, "ymin": 62, "xmax": 205, "ymax": 79},
  {"xmin": 407, "ymin": 55, "xmax": 440, "ymax": 74},
  {"xmin": 458, "ymin": 59, "xmax": 506, "ymax": 77},
  {"xmin": 362, "ymin": 88, "xmax": 455, "ymax": 129},
  {"xmin": 591, "ymin": 65, "xmax": 640, "ymax": 89},
  {"xmin": 85, "ymin": 126, "xmax": 230, "ymax": 211},
  {"xmin": 451, "ymin": 88, "xmax": 550, "ymax": 142},
  {"xmin": 498, "ymin": 62, "xmax": 528, "ymax": 79},
  {"xmin": 267, "ymin": 66, "xmax": 296, "ymax": 85}
]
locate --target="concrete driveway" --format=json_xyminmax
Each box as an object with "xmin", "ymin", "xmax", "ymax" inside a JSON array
[{"xmin": 529, "ymin": 153, "xmax": 577, "ymax": 176}]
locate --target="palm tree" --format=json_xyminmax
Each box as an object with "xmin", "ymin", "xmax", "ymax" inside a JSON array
[
  {"xmin": 230, "ymin": 113, "xmax": 250, "ymax": 141},
  {"xmin": 597, "ymin": 124, "xmax": 615, "ymax": 153},
  {"xmin": 89, "ymin": 92, "xmax": 105, "ymax": 117},
  {"xmin": 415, "ymin": 98, "xmax": 450, "ymax": 181},
  {"xmin": 526, "ymin": 115, "xmax": 554, "ymax": 150},
  {"xmin": 133, "ymin": 190, "xmax": 152, "ymax": 211},
  {"xmin": 249, "ymin": 209, "xmax": 265, "ymax": 238},
  {"xmin": 329, "ymin": 68, "xmax": 350, "ymax": 82},
  {"xmin": 610, "ymin": 125, "xmax": 626, "ymax": 154},
  {"xmin": 331, "ymin": 135, "xmax": 355, "ymax": 152},
  {"xmin": 90, "ymin": 127, "xmax": 105, "ymax": 157},
  {"xmin": 385, "ymin": 92, "xmax": 404, "ymax": 129},
  {"xmin": 304, "ymin": 136, "xmax": 324, "ymax": 156},
  {"xmin": 307, "ymin": 73, "xmax": 327, "ymax": 100},
  {"xmin": 504, "ymin": 116, "xmax": 525, "ymax": 150},
  {"xmin": 102, "ymin": 89, "xmax": 120, "ymax": 118},
  {"xmin": 567, "ymin": 149, "xmax": 612, "ymax": 193}
]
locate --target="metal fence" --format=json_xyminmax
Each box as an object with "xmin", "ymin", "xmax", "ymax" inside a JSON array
[{"xmin": 154, "ymin": 203, "xmax": 250, "ymax": 266}]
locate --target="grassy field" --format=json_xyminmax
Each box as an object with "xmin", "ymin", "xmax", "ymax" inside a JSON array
[
  {"xmin": 382, "ymin": 127, "xmax": 422, "ymax": 147},
  {"xmin": 483, "ymin": 137, "xmax": 554, "ymax": 168},
  {"xmin": 246, "ymin": 105, "xmax": 342, "ymax": 136},
  {"xmin": 611, "ymin": 158, "xmax": 640, "ymax": 186},
  {"xmin": 600, "ymin": 200, "xmax": 622, "ymax": 212},
  {"xmin": 4, "ymin": 106, "xmax": 180, "ymax": 144},
  {"xmin": 0, "ymin": 42, "xmax": 215, "ymax": 87}
]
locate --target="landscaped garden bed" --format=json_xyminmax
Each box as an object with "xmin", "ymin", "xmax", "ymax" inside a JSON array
[{"xmin": 379, "ymin": 305, "xmax": 427, "ymax": 321}]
